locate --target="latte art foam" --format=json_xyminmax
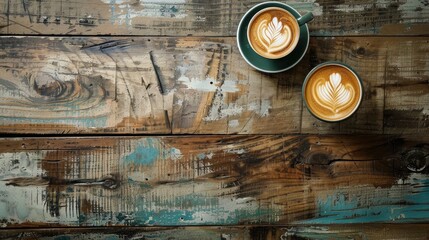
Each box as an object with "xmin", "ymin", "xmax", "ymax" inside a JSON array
[
  {"xmin": 248, "ymin": 7, "xmax": 300, "ymax": 59},
  {"xmin": 304, "ymin": 65, "xmax": 362, "ymax": 121},
  {"xmin": 315, "ymin": 73, "xmax": 355, "ymax": 114},
  {"xmin": 257, "ymin": 17, "xmax": 292, "ymax": 54}
]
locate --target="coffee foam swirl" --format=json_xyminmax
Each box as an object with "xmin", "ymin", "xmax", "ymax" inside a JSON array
[
  {"xmin": 257, "ymin": 17, "xmax": 292, "ymax": 54},
  {"xmin": 304, "ymin": 65, "xmax": 362, "ymax": 121},
  {"xmin": 314, "ymin": 73, "xmax": 355, "ymax": 114},
  {"xmin": 248, "ymin": 8, "xmax": 299, "ymax": 59}
]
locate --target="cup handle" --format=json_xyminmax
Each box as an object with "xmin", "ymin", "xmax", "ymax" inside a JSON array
[{"xmin": 297, "ymin": 12, "xmax": 314, "ymax": 26}]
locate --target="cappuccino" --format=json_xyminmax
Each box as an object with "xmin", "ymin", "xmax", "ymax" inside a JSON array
[
  {"xmin": 303, "ymin": 63, "xmax": 363, "ymax": 122},
  {"xmin": 247, "ymin": 7, "xmax": 300, "ymax": 59}
]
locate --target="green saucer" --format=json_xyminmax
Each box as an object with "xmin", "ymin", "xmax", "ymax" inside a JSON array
[{"xmin": 237, "ymin": 2, "xmax": 310, "ymax": 73}]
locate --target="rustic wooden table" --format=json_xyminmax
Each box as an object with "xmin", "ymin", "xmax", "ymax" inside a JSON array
[{"xmin": 0, "ymin": 0, "xmax": 428, "ymax": 239}]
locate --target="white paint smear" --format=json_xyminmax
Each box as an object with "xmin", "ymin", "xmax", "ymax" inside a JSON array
[
  {"xmin": 204, "ymin": 103, "xmax": 243, "ymax": 121},
  {"xmin": 178, "ymin": 76, "xmax": 239, "ymax": 93},
  {"xmin": 170, "ymin": 148, "xmax": 183, "ymax": 161},
  {"xmin": 248, "ymin": 100, "xmax": 272, "ymax": 117},
  {"xmin": 225, "ymin": 148, "xmax": 247, "ymax": 155},
  {"xmin": 102, "ymin": 0, "xmax": 188, "ymax": 26},
  {"xmin": 204, "ymin": 99, "xmax": 272, "ymax": 122},
  {"xmin": 228, "ymin": 119, "xmax": 239, "ymax": 128}
]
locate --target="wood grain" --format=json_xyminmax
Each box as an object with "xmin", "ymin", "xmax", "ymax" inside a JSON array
[
  {"xmin": 0, "ymin": 36, "xmax": 428, "ymax": 134},
  {"xmin": 0, "ymin": 0, "xmax": 427, "ymax": 236},
  {"xmin": 0, "ymin": 135, "xmax": 428, "ymax": 227},
  {"xmin": 1, "ymin": 224, "xmax": 429, "ymax": 239},
  {"xmin": 0, "ymin": 0, "xmax": 428, "ymax": 36}
]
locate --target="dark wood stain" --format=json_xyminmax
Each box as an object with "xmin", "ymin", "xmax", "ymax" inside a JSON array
[{"xmin": 0, "ymin": 225, "xmax": 428, "ymax": 239}]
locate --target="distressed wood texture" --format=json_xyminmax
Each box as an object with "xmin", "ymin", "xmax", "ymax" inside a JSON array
[
  {"xmin": 0, "ymin": 135, "xmax": 428, "ymax": 227},
  {"xmin": 0, "ymin": 0, "xmax": 428, "ymax": 36},
  {"xmin": 1, "ymin": 224, "xmax": 429, "ymax": 240},
  {"xmin": 0, "ymin": 36, "xmax": 428, "ymax": 134}
]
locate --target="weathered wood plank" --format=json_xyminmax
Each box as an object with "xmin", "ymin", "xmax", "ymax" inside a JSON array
[
  {"xmin": 0, "ymin": 36, "xmax": 428, "ymax": 134},
  {"xmin": 384, "ymin": 38, "xmax": 429, "ymax": 134},
  {"xmin": 301, "ymin": 37, "xmax": 429, "ymax": 134},
  {"xmin": 0, "ymin": 135, "xmax": 428, "ymax": 227},
  {"xmin": 0, "ymin": 0, "xmax": 428, "ymax": 36},
  {"xmin": 1, "ymin": 224, "xmax": 429, "ymax": 239}
]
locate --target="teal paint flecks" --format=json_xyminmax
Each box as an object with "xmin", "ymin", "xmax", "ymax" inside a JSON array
[
  {"xmin": 124, "ymin": 138, "xmax": 159, "ymax": 165},
  {"xmin": 133, "ymin": 209, "xmax": 194, "ymax": 226},
  {"xmin": 104, "ymin": 236, "xmax": 120, "ymax": 240},
  {"xmin": 53, "ymin": 236, "xmax": 71, "ymax": 240},
  {"xmin": 298, "ymin": 173, "xmax": 429, "ymax": 224},
  {"xmin": 124, "ymin": 139, "xmax": 185, "ymax": 166},
  {"xmin": 130, "ymin": 207, "xmax": 275, "ymax": 226},
  {"xmin": 109, "ymin": 0, "xmax": 117, "ymax": 24},
  {"xmin": 111, "ymin": 182, "xmax": 278, "ymax": 226}
]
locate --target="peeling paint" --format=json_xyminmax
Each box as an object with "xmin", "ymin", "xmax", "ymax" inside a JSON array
[
  {"xmin": 204, "ymin": 98, "xmax": 272, "ymax": 122},
  {"xmin": 197, "ymin": 152, "xmax": 214, "ymax": 160},
  {"xmin": 204, "ymin": 103, "xmax": 243, "ymax": 121},
  {"xmin": 287, "ymin": 0, "xmax": 323, "ymax": 16},
  {"xmin": 228, "ymin": 119, "xmax": 239, "ymax": 128},
  {"xmin": 124, "ymin": 139, "xmax": 159, "ymax": 166},
  {"xmin": 169, "ymin": 148, "xmax": 183, "ymax": 161},
  {"xmin": 225, "ymin": 148, "xmax": 247, "ymax": 155},
  {"xmin": 178, "ymin": 75, "xmax": 239, "ymax": 93},
  {"xmin": 298, "ymin": 173, "xmax": 429, "ymax": 224},
  {"xmin": 0, "ymin": 183, "xmax": 76, "ymax": 224},
  {"xmin": 398, "ymin": 0, "xmax": 429, "ymax": 24},
  {"xmin": 248, "ymin": 100, "xmax": 272, "ymax": 117},
  {"xmin": 103, "ymin": 0, "xmax": 188, "ymax": 26},
  {"xmin": 0, "ymin": 152, "xmax": 45, "ymax": 179},
  {"xmin": 124, "ymin": 139, "xmax": 186, "ymax": 165}
]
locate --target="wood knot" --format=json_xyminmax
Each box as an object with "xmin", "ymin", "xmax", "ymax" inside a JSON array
[
  {"xmin": 356, "ymin": 47, "xmax": 366, "ymax": 55},
  {"xmin": 306, "ymin": 152, "xmax": 332, "ymax": 165},
  {"xmin": 32, "ymin": 72, "xmax": 66, "ymax": 98},
  {"xmin": 101, "ymin": 175, "xmax": 119, "ymax": 189},
  {"xmin": 402, "ymin": 148, "xmax": 429, "ymax": 172}
]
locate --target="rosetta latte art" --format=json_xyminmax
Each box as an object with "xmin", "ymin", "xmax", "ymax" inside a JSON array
[
  {"xmin": 315, "ymin": 73, "xmax": 355, "ymax": 114},
  {"xmin": 257, "ymin": 17, "xmax": 292, "ymax": 53}
]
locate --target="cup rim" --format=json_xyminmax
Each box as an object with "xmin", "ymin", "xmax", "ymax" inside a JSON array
[
  {"xmin": 302, "ymin": 61, "xmax": 364, "ymax": 122},
  {"xmin": 246, "ymin": 6, "xmax": 300, "ymax": 59}
]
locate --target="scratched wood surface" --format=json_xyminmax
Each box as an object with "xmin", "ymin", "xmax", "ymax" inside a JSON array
[
  {"xmin": 0, "ymin": 0, "xmax": 428, "ymax": 36},
  {"xmin": 0, "ymin": 36, "xmax": 428, "ymax": 134},
  {"xmin": 0, "ymin": 135, "xmax": 428, "ymax": 227},
  {"xmin": 1, "ymin": 224, "xmax": 429, "ymax": 239},
  {"xmin": 1, "ymin": 0, "xmax": 429, "ymax": 238}
]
